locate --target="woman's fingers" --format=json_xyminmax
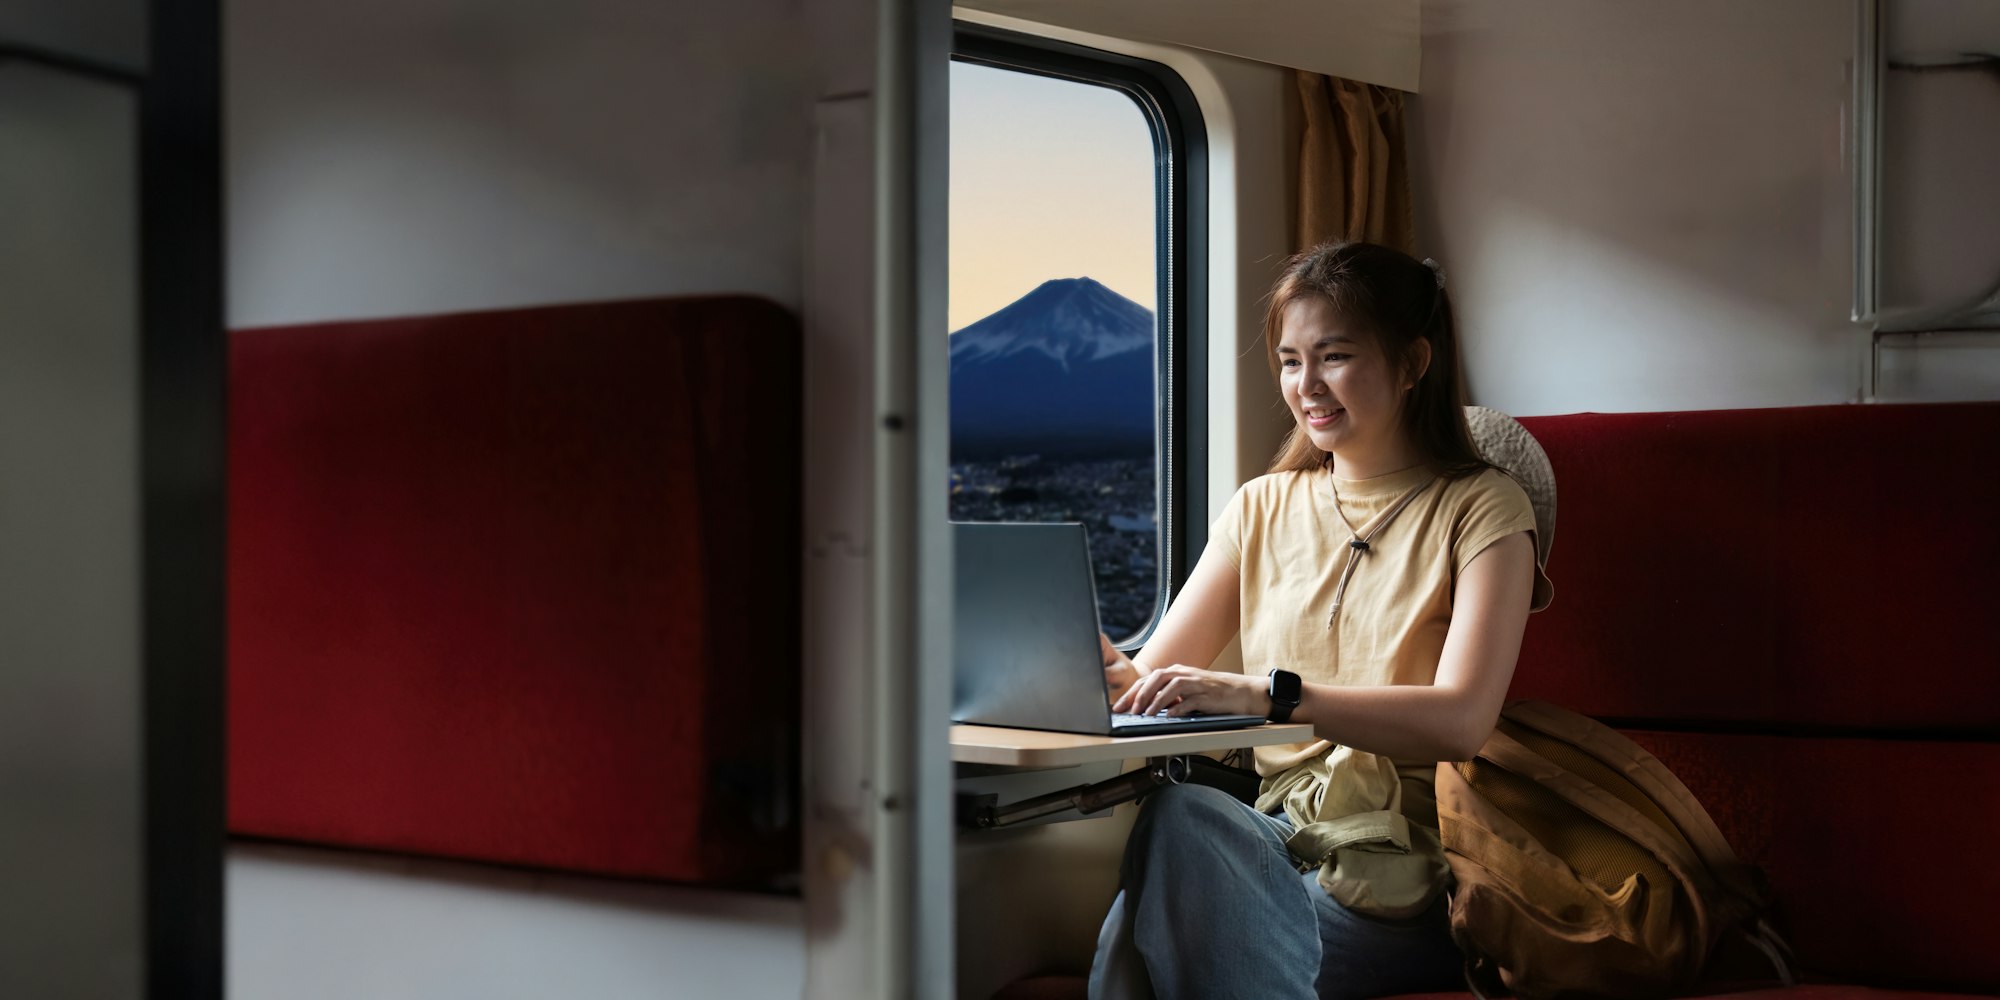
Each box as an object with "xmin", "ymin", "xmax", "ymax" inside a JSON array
[
  {"xmin": 1111, "ymin": 671, "xmax": 1151, "ymax": 713},
  {"xmin": 1120, "ymin": 665, "xmax": 1256, "ymax": 717},
  {"xmin": 1149, "ymin": 675, "xmax": 1203, "ymax": 717},
  {"xmin": 1114, "ymin": 665, "xmax": 1178, "ymax": 714},
  {"xmin": 1125, "ymin": 667, "xmax": 1257, "ymax": 717},
  {"xmin": 1138, "ymin": 667, "xmax": 1207, "ymax": 717}
]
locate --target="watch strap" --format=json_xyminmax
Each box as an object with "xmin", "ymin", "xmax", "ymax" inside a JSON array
[{"xmin": 1267, "ymin": 668, "xmax": 1301, "ymax": 723}]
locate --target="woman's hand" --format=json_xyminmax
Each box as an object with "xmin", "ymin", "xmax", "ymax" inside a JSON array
[
  {"xmin": 1112, "ymin": 663, "xmax": 1271, "ymax": 719},
  {"xmin": 1101, "ymin": 632, "xmax": 1141, "ymax": 704}
]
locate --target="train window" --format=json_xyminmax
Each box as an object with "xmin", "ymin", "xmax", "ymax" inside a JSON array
[{"xmin": 948, "ymin": 24, "xmax": 1206, "ymax": 647}]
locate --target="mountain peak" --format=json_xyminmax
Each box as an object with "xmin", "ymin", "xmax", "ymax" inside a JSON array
[
  {"xmin": 1029, "ymin": 275, "xmax": 1108, "ymax": 295},
  {"xmin": 951, "ymin": 277, "xmax": 1153, "ymax": 372},
  {"xmin": 1001, "ymin": 276, "xmax": 1129, "ymax": 317}
]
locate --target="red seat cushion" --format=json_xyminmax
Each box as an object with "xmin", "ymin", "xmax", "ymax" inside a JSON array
[
  {"xmin": 1386, "ymin": 989, "xmax": 1992, "ymax": 1000},
  {"xmin": 996, "ymin": 981, "xmax": 1999, "ymax": 1000},
  {"xmin": 227, "ymin": 295, "xmax": 799, "ymax": 885},
  {"xmin": 989, "ymin": 977, "xmax": 1088, "ymax": 1000},
  {"xmin": 1625, "ymin": 731, "xmax": 2000, "ymax": 991}
]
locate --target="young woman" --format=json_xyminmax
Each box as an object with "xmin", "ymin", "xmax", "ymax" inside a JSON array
[{"xmin": 1088, "ymin": 241, "xmax": 1552, "ymax": 1000}]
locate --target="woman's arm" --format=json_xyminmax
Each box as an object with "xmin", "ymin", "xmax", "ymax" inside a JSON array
[
  {"xmin": 1101, "ymin": 545, "xmax": 1240, "ymax": 702},
  {"xmin": 1287, "ymin": 530, "xmax": 1535, "ymax": 759},
  {"xmin": 1119, "ymin": 530, "xmax": 1536, "ymax": 760}
]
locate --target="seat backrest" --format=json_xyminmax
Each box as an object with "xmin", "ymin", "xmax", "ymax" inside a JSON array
[
  {"xmin": 228, "ymin": 294, "xmax": 801, "ymax": 886},
  {"xmin": 1512, "ymin": 402, "xmax": 1999, "ymax": 730}
]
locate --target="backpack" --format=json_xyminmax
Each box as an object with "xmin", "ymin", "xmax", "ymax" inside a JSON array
[{"xmin": 1435, "ymin": 700, "xmax": 1795, "ymax": 999}]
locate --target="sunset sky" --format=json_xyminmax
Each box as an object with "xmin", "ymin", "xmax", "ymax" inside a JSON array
[{"xmin": 949, "ymin": 60, "xmax": 1158, "ymax": 332}]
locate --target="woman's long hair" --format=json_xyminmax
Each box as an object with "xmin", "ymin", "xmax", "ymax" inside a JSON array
[{"xmin": 1263, "ymin": 241, "xmax": 1489, "ymax": 479}]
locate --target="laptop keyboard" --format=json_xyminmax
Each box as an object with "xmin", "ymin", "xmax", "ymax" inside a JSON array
[{"xmin": 1112, "ymin": 711, "xmax": 1201, "ymax": 727}]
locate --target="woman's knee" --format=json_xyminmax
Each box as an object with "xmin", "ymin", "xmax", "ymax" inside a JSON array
[
  {"xmin": 1130, "ymin": 783, "xmax": 1263, "ymax": 851},
  {"xmin": 1139, "ymin": 782, "xmax": 1240, "ymax": 821}
]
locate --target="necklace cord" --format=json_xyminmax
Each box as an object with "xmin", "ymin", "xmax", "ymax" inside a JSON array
[{"xmin": 1327, "ymin": 472, "xmax": 1437, "ymax": 630}]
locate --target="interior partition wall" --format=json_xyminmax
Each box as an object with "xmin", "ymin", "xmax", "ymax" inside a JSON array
[{"xmin": 0, "ymin": 0, "xmax": 223, "ymax": 996}]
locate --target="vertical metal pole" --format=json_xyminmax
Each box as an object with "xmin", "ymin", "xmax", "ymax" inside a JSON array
[
  {"xmin": 1853, "ymin": 0, "xmax": 1882, "ymax": 400},
  {"xmin": 873, "ymin": 0, "xmax": 953, "ymax": 995},
  {"xmin": 872, "ymin": 0, "xmax": 915, "ymax": 988}
]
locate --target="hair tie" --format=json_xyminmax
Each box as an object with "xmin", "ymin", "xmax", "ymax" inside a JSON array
[{"xmin": 1421, "ymin": 257, "xmax": 1447, "ymax": 290}]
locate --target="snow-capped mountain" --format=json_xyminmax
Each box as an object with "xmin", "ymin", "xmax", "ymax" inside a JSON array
[
  {"xmin": 951, "ymin": 277, "xmax": 1154, "ymax": 371},
  {"xmin": 950, "ymin": 277, "xmax": 1156, "ymax": 460}
]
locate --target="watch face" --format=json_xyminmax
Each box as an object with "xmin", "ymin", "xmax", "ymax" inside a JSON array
[{"xmin": 1270, "ymin": 669, "xmax": 1301, "ymax": 705}]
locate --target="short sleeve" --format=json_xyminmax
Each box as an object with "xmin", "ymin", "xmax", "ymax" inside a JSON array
[
  {"xmin": 1452, "ymin": 470, "xmax": 1554, "ymax": 612},
  {"xmin": 1208, "ymin": 482, "xmax": 1251, "ymax": 571}
]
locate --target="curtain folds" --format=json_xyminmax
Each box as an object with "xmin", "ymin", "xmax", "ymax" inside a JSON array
[{"xmin": 1294, "ymin": 71, "xmax": 1415, "ymax": 255}]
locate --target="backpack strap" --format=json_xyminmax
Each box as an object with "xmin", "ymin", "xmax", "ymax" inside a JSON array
[
  {"xmin": 1501, "ymin": 702, "xmax": 1775, "ymax": 909},
  {"xmin": 1741, "ymin": 918, "xmax": 1798, "ymax": 987},
  {"xmin": 1498, "ymin": 702, "xmax": 1798, "ymax": 986},
  {"xmin": 1474, "ymin": 728, "xmax": 1709, "ymax": 874},
  {"xmin": 1502, "ymin": 704, "xmax": 1740, "ymax": 870},
  {"xmin": 1461, "ymin": 950, "xmax": 1510, "ymax": 1000}
]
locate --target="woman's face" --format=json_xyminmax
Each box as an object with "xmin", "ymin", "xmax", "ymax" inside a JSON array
[{"xmin": 1275, "ymin": 296, "xmax": 1413, "ymax": 468}]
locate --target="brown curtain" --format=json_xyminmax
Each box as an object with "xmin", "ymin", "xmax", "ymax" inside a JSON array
[{"xmin": 1294, "ymin": 71, "xmax": 1415, "ymax": 255}]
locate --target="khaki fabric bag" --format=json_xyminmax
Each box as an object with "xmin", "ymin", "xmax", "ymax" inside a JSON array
[{"xmin": 1436, "ymin": 701, "xmax": 1793, "ymax": 999}]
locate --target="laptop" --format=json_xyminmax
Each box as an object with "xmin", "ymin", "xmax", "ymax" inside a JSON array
[{"xmin": 952, "ymin": 521, "xmax": 1267, "ymax": 737}]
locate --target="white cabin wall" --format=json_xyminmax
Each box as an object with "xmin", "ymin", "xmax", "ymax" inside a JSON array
[
  {"xmin": 225, "ymin": 0, "xmax": 843, "ymax": 996},
  {"xmin": 229, "ymin": 845, "xmax": 805, "ymax": 1000},
  {"xmin": 229, "ymin": 0, "xmax": 814, "ymax": 329},
  {"xmin": 1410, "ymin": 0, "xmax": 1865, "ymax": 416}
]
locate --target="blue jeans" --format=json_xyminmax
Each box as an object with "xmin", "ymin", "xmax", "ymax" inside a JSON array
[{"xmin": 1088, "ymin": 784, "xmax": 1465, "ymax": 1000}]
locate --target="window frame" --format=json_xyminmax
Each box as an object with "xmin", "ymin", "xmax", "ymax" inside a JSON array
[{"xmin": 950, "ymin": 22, "xmax": 1209, "ymax": 650}]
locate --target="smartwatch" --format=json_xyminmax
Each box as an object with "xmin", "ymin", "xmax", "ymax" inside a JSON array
[{"xmin": 1266, "ymin": 668, "xmax": 1301, "ymax": 723}]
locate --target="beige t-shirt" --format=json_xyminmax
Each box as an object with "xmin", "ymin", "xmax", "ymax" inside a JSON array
[{"xmin": 1210, "ymin": 462, "xmax": 1552, "ymax": 839}]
